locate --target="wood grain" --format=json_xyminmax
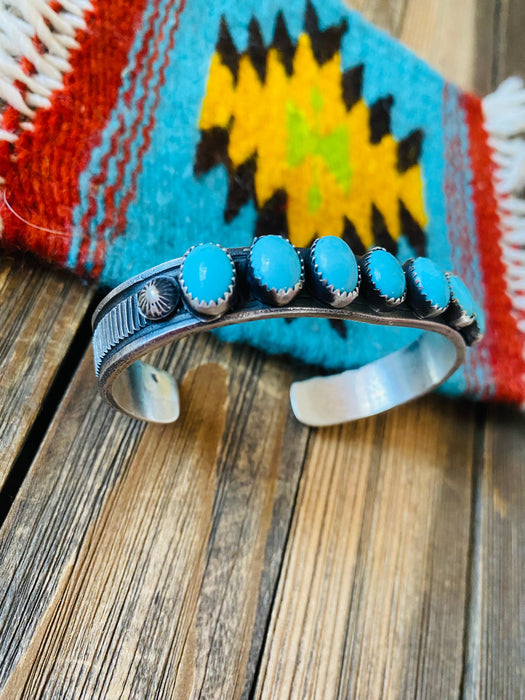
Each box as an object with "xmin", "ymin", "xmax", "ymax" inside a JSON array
[
  {"xmin": 463, "ymin": 2, "xmax": 525, "ymax": 697},
  {"xmin": 400, "ymin": 0, "xmax": 476, "ymax": 89},
  {"xmin": 0, "ymin": 0, "xmax": 523, "ymax": 698},
  {"xmin": 350, "ymin": 0, "xmax": 408, "ymax": 35},
  {"xmin": 475, "ymin": 406, "xmax": 525, "ymax": 699},
  {"xmin": 0, "ymin": 257, "xmax": 93, "ymax": 487},
  {"xmin": 253, "ymin": 3, "xmax": 482, "ymax": 697},
  {"xmin": 355, "ymin": 0, "xmax": 476, "ymax": 88},
  {"xmin": 0, "ymin": 334, "xmax": 310, "ymax": 699},
  {"xmin": 255, "ymin": 398, "xmax": 476, "ymax": 699},
  {"xmin": 474, "ymin": 0, "xmax": 525, "ymax": 94}
]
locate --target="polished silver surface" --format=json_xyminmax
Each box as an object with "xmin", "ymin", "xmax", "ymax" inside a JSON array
[
  {"xmin": 93, "ymin": 248, "xmax": 470, "ymax": 427},
  {"xmin": 290, "ymin": 330, "xmax": 460, "ymax": 426},
  {"xmin": 137, "ymin": 277, "xmax": 179, "ymax": 320}
]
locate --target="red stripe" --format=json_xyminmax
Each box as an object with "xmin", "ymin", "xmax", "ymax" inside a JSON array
[
  {"xmin": 0, "ymin": 0, "xmax": 149, "ymax": 268},
  {"xmin": 461, "ymin": 92, "xmax": 525, "ymax": 403},
  {"xmin": 89, "ymin": 0, "xmax": 185, "ymax": 277},
  {"xmin": 75, "ymin": 0, "xmax": 164, "ymax": 274},
  {"xmin": 85, "ymin": 0, "xmax": 170, "ymax": 274}
]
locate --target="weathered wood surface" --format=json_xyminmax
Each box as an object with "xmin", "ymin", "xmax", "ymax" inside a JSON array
[
  {"xmin": 474, "ymin": 406, "xmax": 525, "ymax": 699},
  {"xmin": 467, "ymin": 4, "xmax": 525, "ymax": 698},
  {"xmin": 0, "ymin": 257, "xmax": 94, "ymax": 487},
  {"xmin": 255, "ymin": 399, "xmax": 475, "ymax": 699},
  {"xmin": 0, "ymin": 337, "xmax": 310, "ymax": 698},
  {"xmin": 252, "ymin": 1, "xmax": 483, "ymax": 693},
  {"xmin": 0, "ymin": 0, "xmax": 523, "ymax": 698},
  {"xmin": 474, "ymin": 0, "xmax": 525, "ymax": 93}
]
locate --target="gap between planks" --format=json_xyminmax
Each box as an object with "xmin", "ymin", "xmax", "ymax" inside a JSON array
[
  {"xmin": 0, "ymin": 257, "xmax": 95, "ymax": 488},
  {"xmin": 1, "ymin": 0, "xmax": 523, "ymax": 697},
  {"xmin": 0, "ymin": 336, "xmax": 311, "ymax": 698}
]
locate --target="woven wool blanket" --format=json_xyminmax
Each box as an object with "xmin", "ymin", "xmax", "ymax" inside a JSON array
[{"xmin": 1, "ymin": 0, "xmax": 524, "ymax": 404}]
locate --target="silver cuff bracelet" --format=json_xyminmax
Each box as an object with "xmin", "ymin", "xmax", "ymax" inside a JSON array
[{"xmin": 92, "ymin": 238, "xmax": 483, "ymax": 427}]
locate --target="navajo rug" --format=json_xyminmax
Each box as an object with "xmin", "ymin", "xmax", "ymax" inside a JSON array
[{"xmin": 1, "ymin": 0, "xmax": 524, "ymax": 402}]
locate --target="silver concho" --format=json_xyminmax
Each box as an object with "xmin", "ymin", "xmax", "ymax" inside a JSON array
[{"xmin": 137, "ymin": 276, "xmax": 179, "ymax": 321}]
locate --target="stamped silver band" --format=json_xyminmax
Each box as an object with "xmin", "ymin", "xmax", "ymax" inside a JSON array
[{"xmin": 92, "ymin": 246, "xmax": 475, "ymax": 427}]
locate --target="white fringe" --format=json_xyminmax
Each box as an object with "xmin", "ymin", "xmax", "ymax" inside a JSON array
[
  {"xmin": 0, "ymin": 0, "xmax": 93, "ymax": 138},
  {"xmin": 482, "ymin": 78, "xmax": 525, "ymax": 348}
]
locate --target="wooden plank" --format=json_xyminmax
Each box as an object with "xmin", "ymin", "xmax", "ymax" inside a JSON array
[
  {"xmin": 498, "ymin": 0, "xmax": 525, "ymax": 81},
  {"xmin": 0, "ymin": 334, "xmax": 310, "ymax": 698},
  {"xmin": 472, "ymin": 405, "xmax": 525, "ymax": 699},
  {"xmin": 463, "ymin": 1, "xmax": 525, "ymax": 696},
  {"xmin": 473, "ymin": 0, "xmax": 498, "ymax": 95},
  {"xmin": 0, "ymin": 1, "xmax": 497, "ymax": 699},
  {"xmin": 254, "ymin": 397, "xmax": 476, "ymax": 698},
  {"xmin": 0, "ymin": 257, "xmax": 94, "ymax": 487},
  {"xmin": 400, "ymin": 0, "xmax": 476, "ymax": 89},
  {"xmin": 354, "ymin": 0, "xmax": 477, "ymax": 88},
  {"xmin": 350, "ymin": 0, "xmax": 408, "ymax": 35},
  {"xmin": 254, "ymin": 1, "xmax": 481, "ymax": 696},
  {"xmin": 474, "ymin": 0, "xmax": 525, "ymax": 94}
]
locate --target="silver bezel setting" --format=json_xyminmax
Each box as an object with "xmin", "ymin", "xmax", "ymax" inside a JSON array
[{"xmin": 444, "ymin": 272, "xmax": 477, "ymax": 329}]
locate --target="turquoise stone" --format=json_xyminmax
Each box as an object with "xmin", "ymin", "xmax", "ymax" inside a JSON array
[
  {"xmin": 313, "ymin": 236, "xmax": 358, "ymax": 292},
  {"xmin": 410, "ymin": 257, "xmax": 450, "ymax": 310},
  {"xmin": 182, "ymin": 243, "xmax": 234, "ymax": 303},
  {"xmin": 448, "ymin": 274, "xmax": 476, "ymax": 318},
  {"xmin": 250, "ymin": 235, "xmax": 302, "ymax": 291},
  {"xmin": 365, "ymin": 249, "xmax": 406, "ymax": 300}
]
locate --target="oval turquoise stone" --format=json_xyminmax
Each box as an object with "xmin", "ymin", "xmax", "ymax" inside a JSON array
[
  {"xmin": 182, "ymin": 243, "xmax": 234, "ymax": 304},
  {"xmin": 365, "ymin": 249, "xmax": 406, "ymax": 300},
  {"xmin": 410, "ymin": 257, "xmax": 450, "ymax": 310},
  {"xmin": 313, "ymin": 236, "xmax": 358, "ymax": 292},
  {"xmin": 250, "ymin": 236, "xmax": 302, "ymax": 291},
  {"xmin": 448, "ymin": 274, "xmax": 476, "ymax": 318}
]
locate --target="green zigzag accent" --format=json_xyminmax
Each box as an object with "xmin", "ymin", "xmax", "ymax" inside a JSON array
[{"xmin": 286, "ymin": 86, "xmax": 352, "ymax": 200}]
